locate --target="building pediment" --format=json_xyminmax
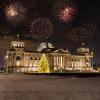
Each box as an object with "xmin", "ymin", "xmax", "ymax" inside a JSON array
[{"xmin": 53, "ymin": 48, "xmax": 69, "ymax": 54}]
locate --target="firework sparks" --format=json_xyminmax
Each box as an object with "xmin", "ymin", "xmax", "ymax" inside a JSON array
[
  {"xmin": 52, "ymin": 0, "xmax": 77, "ymax": 23},
  {"xmin": 5, "ymin": 2, "xmax": 25, "ymax": 24},
  {"xmin": 30, "ymin": 18, "xmax": 53, "ymax": 42},
  {"xmin": 69, "ymin": 24, "xmax": 97, "ymax": 44}
]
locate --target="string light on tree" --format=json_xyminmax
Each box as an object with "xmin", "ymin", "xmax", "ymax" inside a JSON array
[{"xmin": 38, "ymin": 54, "xmax": 50, "ymax": 73}]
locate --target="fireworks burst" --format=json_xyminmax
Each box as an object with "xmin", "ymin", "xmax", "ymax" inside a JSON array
[
  {"xmin": 52, "ymin": 0, "xmax": 77, "ymax": 23},
  {"xmin": 30, "ymin": 18, "xmax": 53, "ymax": 41},
  {"xmin": 69, "ymin": 24, "xmax": 97, "ymax": 44},
  {"xmin": 5, "ymin": 2, "xmax": 25, "ymax": 24}
]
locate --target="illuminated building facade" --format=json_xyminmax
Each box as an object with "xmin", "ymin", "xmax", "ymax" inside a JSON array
[{"xmin": 5, "ymin": 41, "xmax": 94, "ymax": 73}]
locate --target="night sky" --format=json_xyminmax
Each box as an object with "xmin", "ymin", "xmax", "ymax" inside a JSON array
[{"xmin": 0, "ymin": 0, "xmax": 100, "ymax": 66}]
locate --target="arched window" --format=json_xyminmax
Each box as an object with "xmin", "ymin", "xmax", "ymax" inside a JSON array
[
  {"xmin": 16, "ymin": 56, "xmax": 21, "ymax": 61},
  {"xmin": 35, "ymin": 57, "xmax": 37, "ymax": 60}
]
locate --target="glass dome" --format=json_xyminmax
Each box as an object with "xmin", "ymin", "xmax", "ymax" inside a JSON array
[{"xmin": 37, "ymin": 42, "xmax": 54, "ymax": 52}]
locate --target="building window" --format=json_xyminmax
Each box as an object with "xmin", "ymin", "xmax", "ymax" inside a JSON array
[
  {"xmin": 16, "ymin": 56, "xmax": 21, "ymax": 61},
  {"xmin": 30, "ymin": 57, "xmax": 33, "ymax": 60},
  {"xmin": 35, "ymin": 57, "xmax": 37, "ymax": 60}
]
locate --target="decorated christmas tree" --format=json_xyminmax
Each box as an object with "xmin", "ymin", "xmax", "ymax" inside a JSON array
[{"xmin": 38, "ymin": 54, "xmax": 50, "ymax": 73}]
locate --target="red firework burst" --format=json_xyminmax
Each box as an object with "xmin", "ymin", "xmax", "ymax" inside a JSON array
[{"xmin": 53, "ymin": 0, "xmax": 77, "ymax": 23}]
